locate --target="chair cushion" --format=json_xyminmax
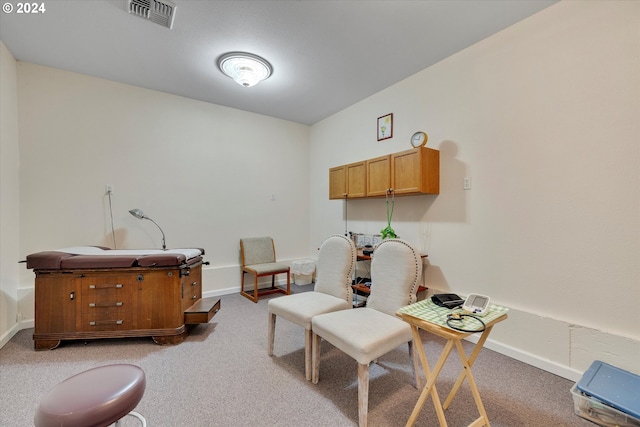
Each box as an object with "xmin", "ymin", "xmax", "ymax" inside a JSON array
[
  {"xmin": 243, "ymin": 262, "xmax": 289, "ymax": 275},
  {"xmin": 241, "ymin": 237, "xmax": 276, "ymax": 265},
  {"xmin": 34, "ymin": 364, "xmax": 145, "ymax": 427},
  {"xmin": 269, "ymin": 292, "xmax": 351, "ymax": 330},
  {"xmin": 314, "ymin": 235, "xmax": 356, "ymax": 301},
  {"xmin": 367, "ymin": 239, "xmax": 421, "ymax": 316},
  {"xmin": 312, "ymin": 308, "xmax": 412, "ymax": 365}
]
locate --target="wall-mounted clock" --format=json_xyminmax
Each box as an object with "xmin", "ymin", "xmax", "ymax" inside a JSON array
[{"xmin": 410, "ymin": 131, "xmax": 428, "ymax": 148}]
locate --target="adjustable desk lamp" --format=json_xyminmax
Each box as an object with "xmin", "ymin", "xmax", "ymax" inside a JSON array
[{"xmin": 129, "ymin": 208, "xmax": 167, "ymax": 250}]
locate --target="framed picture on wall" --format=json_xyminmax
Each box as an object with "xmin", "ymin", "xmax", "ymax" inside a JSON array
[{"xmin": 377, "ymin": 113, "xmax": 393, "ymax": 141}]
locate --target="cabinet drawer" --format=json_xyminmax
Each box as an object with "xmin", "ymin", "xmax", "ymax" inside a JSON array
[
  {"xmin": 83, "ymin": 300, "xmax": 130, "ymax": 314},
  {"xmin": 81, "ymin": 312, "xmax": 133, "ymax": 331},
  {"xmin": 83, "ymin": 283, "xmax": 133, "ymax": 313},
  {"xmin": 182, "ymin": 278, "xmax": 201, "ymax": 303}
]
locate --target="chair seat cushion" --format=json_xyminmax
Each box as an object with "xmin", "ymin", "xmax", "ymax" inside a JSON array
[
  {"xmin": 244, "ymin": 262, "xmax": 289, "ymax": 275},
  {"xmin": 312, "ymin": 308, "xmax": 412, "ymax": 365},
  {"xmin": 34, "ymin": 364, "xmax": 145, "ymax": 427},
  {"xmin": 269, "ymin": 292, "xmax": 351, "ymax": 329}
]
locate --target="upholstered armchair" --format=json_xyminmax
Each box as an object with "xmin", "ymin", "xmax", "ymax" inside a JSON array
[
  {"xmin": 311, "ymin": 238, "xmax": 422, "ymax": 427},
  {"xmin": 268, "ymin": 234, "xmax": 356, "ymax": 380}
]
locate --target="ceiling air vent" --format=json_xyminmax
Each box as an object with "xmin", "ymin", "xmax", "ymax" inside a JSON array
[{"xmin": 128, "ymin": 0, "xmax": 176, "ymax": 29}]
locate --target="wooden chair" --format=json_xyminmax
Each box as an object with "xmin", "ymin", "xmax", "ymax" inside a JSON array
[
  {"xmin": 268, "ymin": 234, "xmax": 356, "ymax": 380},
  {"xmin": 311, "ymin": 238, "xmax": 422, "ymax": 427},
  {"xmin": 240, "ymin": 237, "xmax": 290, "ymax": 303}
]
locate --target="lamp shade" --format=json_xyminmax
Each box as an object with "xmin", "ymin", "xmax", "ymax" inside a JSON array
[{"xmin": 129, "ymin": 208, "xmax": 146, "ymax": 219}]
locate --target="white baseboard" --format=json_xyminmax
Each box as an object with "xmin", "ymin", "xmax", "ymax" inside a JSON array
[
  {"xmin": 0, "ymin": 323, "xmax": 19, "ymax": 348},
  {"xmin": 465, "ymin": 334, "xmax": 583, "ymax": 382},
  {"xmin": 0, "ymin": 319, "xmax": 34, "ymax": 348}
]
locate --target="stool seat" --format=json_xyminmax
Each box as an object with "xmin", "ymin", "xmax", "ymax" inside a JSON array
[{"xmin": 35, "ymin": 364, "xmax": 146, "ymax": 427}]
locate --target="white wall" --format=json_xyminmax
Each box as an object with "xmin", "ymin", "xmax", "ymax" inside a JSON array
[
  {"xmin": 309, "ymin": 1, "xmax": 639, "ymax": 380},
  {"xmin": 0, "ymin": 42, "xmax": 20, "ymax": 347},
  {"xmin": 15, "ymin": 63, "xmax": 312, "ymax": 321}
]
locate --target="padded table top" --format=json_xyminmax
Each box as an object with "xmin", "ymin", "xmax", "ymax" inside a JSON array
[{"xmin": 26, "ymin": 246, "xmax": 204, "ymax": 270}]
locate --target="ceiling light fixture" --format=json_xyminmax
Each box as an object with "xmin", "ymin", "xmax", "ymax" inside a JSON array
[{"xmin": 218, "ymin": 52, "xmax": 272, "ymax": 88}]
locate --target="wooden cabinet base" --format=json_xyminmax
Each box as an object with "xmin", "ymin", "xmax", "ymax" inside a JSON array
[{"xmin": 31, "ymin": 261, "xmax": 221, "ymax": 350}]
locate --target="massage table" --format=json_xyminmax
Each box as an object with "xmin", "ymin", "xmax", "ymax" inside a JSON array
[{"xmin": 25, "ymin": 246, "xmax": 220, "ymax": 350}]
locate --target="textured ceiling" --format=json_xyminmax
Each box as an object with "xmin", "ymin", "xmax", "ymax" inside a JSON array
[{"xmin": 0, "ymin": 0, "xmax": 557, "ymax": 125}]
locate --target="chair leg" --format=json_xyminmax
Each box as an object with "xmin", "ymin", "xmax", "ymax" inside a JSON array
[
  {"xmin": 285, "ymin": 271, "xmax": 291, "ymax": 295},
  {"xmin": 311, "ymin": 332, "xmax": 321, "ymax": 384},
  {"xmin": 252, "ymin": 275, "xmax": 259, "ymax": 303},
  {"xmin": 268, "ymin": 312, "xmax": 276, "ymax": 356},
  {"xmin": 358, "ymin": 363, "xmax": 370, "ymax": 427},
  {"xmin": 304, "ymin": 329, "xmax": 312, "ymax": 381}
]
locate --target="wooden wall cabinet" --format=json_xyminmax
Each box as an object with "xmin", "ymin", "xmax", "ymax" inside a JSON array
[
  {"xmin": 330, "ymin": 147, "xmax": 439, "ymax": 199},
  {"xmin": 366, "ymin": 155, "xmax": 391, "ymax": 197},
  {"xmin": 33, "ymin": 262, "xmax": 220, "ymax": 350},
  {"xmin": 329, "ymin": 161, "xmax": 367, "ymax": 199},
  {"xmin": 329, "ymin": 165, "xmax": 346, "ymax": 199},
  {"xmin": 392, "ymin": 147, "xmax": 440, "ymax": 195}
]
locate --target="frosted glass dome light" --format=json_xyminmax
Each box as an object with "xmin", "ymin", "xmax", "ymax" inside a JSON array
[{"xmin": 218, "ymin": 52, "xmax": 272, "ymax": 88}]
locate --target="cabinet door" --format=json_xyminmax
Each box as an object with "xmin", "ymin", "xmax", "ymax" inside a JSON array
[
  {"xmin": 329, "ymin": 166, "xmax": 346, "ymax": 199},
  {"xmin": 366, "ymin": 155, "xmax": 391, "ymax": 197},
  {"xmin": 392, "ymin": 147, "xmax": 439, "ymax": 195},
  {"xmin": 135, "ymin": 270, "xmax": 182, "ymax": 329},
  {"xmin": 392, "ymin": 149, "xmax": 422, "ymax": 194},
  {"xmin": 35, "ymin": 274, "xmax": 80, "ymax": 333},
  {"xmin": 346, "ymin": 161, "xmax": 366, "ymax": 198}
]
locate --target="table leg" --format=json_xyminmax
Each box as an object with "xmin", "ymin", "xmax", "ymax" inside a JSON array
[
  {"xmin": 452, "ymin": 338, "xmax": 491, "ymax": 427},
  {"xmin": 405, "ymin": 326, "xmax": 451, "ymax": 427},
  {"xmin": 443, "ymin": 325, "xmax": 494, "ymax": 410}
]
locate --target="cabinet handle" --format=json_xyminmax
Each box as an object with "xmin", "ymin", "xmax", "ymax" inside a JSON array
[
  {"xmin": 88, "ymin": 302, "xmax": 123, "ymax": 308},
  {"xmin": 191, "ymin": 281, "xmax": 197, "ymax": 286},
  {"xmin": 89, "ymin": 320, "xmax": 124, "ymax": 326},
  {"xmin": 89, "ymin": 283, "xmax": 124, "ymax": 289},
  {"xmin": 191, "ymin": 295, "xmax": 197, "ymax": 300}
]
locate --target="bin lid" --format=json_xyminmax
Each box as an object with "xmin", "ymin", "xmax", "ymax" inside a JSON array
[{"xmin": 576, "ymin": 360, "xmax": 640, "ymax": 419}]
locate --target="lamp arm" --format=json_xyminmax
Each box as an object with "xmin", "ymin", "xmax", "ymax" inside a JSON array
[{"xmin": 145, "ymin": 217, "xmax": 166, "ymax": 250}]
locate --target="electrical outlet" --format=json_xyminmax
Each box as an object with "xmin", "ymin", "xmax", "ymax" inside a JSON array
[
  {"xmin": 463, "ymin": 177, "xmax": 471, "ymax": 190},
  {"xmin": 105, "ymin": 184, "xmax": 114, "ymax": 195}
]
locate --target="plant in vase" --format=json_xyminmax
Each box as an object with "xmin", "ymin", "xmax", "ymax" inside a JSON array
[{"xmin": 381, "ymin": 189, "xmax": 397, "ymax": 239}]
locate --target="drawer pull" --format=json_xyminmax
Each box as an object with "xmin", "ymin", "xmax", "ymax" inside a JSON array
[
  {"xmin": 191, "ymin": 295, "xmax": 197, "ymax": 300},
  {"xmin": 88, "ymin": 283, "xmax": 124, "ymax": 290},
  {"xmin": 89, "ymin": 320, "xmax": 124, "ymax": 326},
  {"xmin": 88, "ymin": 302, "xmax": 123, "ymax": 308},
  {"xmin": 191, "ymin": 282, "xmax": 197, "ymax": 287}
]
